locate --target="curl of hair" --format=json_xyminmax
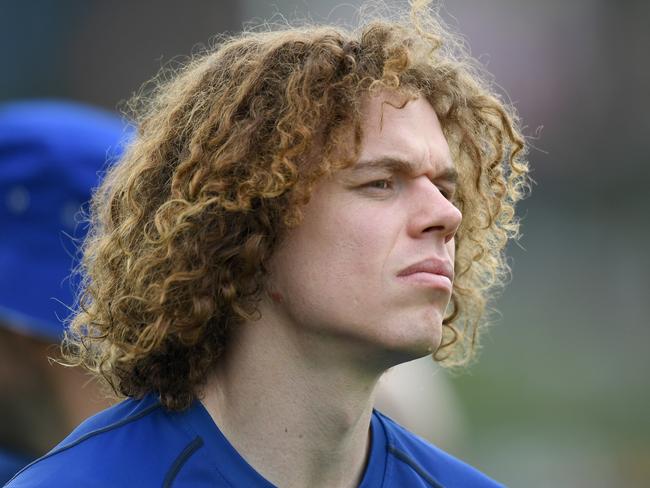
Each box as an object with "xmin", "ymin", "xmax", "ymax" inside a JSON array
[{"xmin": 64, "ymin": 0, "xmax": 530, "ymax": 410}]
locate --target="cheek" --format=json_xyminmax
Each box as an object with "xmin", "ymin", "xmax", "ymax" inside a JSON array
[
  {"xmin": 327, "ymin": 210, "xmax": 390, "ymax": 277},
  {"xmin": 270, "ymin": 189, "xmax": 398, "ymax": 306},
  {"xmin": 448, "ymin": 239, "xmax": 456, "ymax": 266},
  {"xmin": 304, "ymin": 233, "xmax": 369, "ymax": 293},
  {"xmin": 280, "ymin": 208, "xmax": 388, "ymax": 307}
]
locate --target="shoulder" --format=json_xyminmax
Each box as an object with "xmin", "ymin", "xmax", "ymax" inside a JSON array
[
  {"xmin": 5, "ymin": 395, "xmax": 207, "ymax": 488},
  {"xmin": 375, "ymin": 410, "xmax": 505, "ymax": 488}
]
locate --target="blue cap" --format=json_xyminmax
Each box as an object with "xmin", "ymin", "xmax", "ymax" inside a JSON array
[{"xmin": 0, "ymin": 100, "xmax": 131, "ymax": 341}]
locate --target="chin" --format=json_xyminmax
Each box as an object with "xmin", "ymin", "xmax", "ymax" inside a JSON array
[
  {"xmin": 400, "ymin": 336, "xmax": 442, "ymax": 361},
  {"xmin": 372, "ymin": 325, "xmax": 442, "ymax": 369}
]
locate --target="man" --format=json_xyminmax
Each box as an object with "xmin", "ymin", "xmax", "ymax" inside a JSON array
[
  {"xmin": 6, "ymin": 2, "xmax": 529, "ymax": 486},
  {"xmin": 0, "ymin": 101, "xmax": 126, "ymax": 483}
]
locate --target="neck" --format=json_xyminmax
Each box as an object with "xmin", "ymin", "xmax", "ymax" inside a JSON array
[{"xmin": 200, "ymin": 310, "xmax": 385, "ymax": 488}]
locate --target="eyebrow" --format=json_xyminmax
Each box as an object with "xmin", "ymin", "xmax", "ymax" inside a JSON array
[{"xmin": 353, "ymin": 156, "xmax": 458, "ymax": 185}]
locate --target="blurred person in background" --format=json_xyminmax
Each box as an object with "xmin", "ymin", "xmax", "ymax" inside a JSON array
[
  {"xmin": 0, "ymin": 101, "xmax": 127, "ymax": 483},
  {"xmin": 6, "ymin": 1, "xmax": 529, "ymax": 486}
]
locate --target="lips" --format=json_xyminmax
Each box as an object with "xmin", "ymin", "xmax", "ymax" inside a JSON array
[{"xmin": 397, "ymin": 258, "xmax": 454, "ymax": 282}]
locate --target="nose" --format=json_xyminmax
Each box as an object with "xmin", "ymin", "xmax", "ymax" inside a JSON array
[{"xmin": 407, "ymin": 177, "xmax": 462, "ymax": 243}]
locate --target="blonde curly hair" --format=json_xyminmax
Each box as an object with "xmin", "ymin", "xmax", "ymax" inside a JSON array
[{"xmin": 64, "ymin": 0, "xmax": 529, "ymax": 410}]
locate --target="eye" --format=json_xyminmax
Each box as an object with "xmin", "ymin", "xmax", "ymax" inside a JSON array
[
  {"xmin": 436, "ymin": 185, "xmax": 455, "ymax": 201},
  {"xmin": 367, "ymin": 179, "xmax": 393, "ymax": 190}
]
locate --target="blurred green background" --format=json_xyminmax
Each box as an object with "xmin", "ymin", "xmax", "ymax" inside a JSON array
[{"xmin": 2, "ymin": 0, "xmax": 648, "ymax": 485}]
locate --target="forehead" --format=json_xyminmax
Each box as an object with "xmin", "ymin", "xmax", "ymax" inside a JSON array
[{"xmin": 354, "ymin": 91, "xmax": 454, "ymax": 176}]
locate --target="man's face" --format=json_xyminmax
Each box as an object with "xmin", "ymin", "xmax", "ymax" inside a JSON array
[{"xmin": 265, "ymin": 92, "xmax": 461, "ymax": 367}]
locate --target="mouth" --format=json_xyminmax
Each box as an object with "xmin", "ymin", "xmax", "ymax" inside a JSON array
[{"xmin": 396, "ymin": 258, "xmax": 454, "ymax": 290}]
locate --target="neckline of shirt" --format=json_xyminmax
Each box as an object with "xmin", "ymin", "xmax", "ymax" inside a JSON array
[{"xmin": 179, "ymin": 399, "xmax": 388, "ymax": 487}]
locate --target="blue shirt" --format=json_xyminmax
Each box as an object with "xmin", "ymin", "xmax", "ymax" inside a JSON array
[{"xmin": 5, "ymin": 394, "xmax": 503, "ymax": 487}]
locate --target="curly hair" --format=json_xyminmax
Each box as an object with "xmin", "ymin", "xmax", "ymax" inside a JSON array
[{"xmin": 64, "ymin": 0, "xmax": 529, "ymax": 410}]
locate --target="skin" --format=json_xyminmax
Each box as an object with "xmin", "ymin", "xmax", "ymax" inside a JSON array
[{"xmin": 202, "ymin": 91, "xmax": 462, "ymax": 488}]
